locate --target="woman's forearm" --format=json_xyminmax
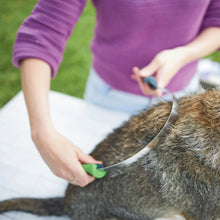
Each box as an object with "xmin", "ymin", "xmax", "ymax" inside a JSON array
[
  {"xmin": 21, "ymin": 58, "xmax": 53, "ymax": 136},
  {"xmin": 180, "ymin": 27, "xmax": 220, "ymax": 66},
  {"xmin": 20, "ymin": 58, "xmax": 101, "ymax": 186}
]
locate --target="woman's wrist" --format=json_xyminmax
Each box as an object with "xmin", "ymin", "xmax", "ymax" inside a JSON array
[
  {"xmin": 31, "ymin": 119, "xmax": 55, "ymax": 144},
  {"xmin": 173, "ymin": 46, "xmax": 194, "ymax": 68},
  {"xmin": 176, "ymin": 28, "xmax": 220, "ymax": 67}
]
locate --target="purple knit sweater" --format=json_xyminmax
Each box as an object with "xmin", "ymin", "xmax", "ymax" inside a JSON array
[{"xmin": 13, "ymin": 0, "xmax": 220, "ymax": 95}]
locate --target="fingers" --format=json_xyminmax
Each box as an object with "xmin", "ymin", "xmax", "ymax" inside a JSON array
[
  {"xmin": 34, "ymin": 128, "xmax": 100, "ymax": 188},
  {"xmin": 53, "ymin": 160, "xmax": 95, "ymax": 187},
  {"xmin": 132, "ymin": 48, "xmax": 184, "ymax": 96},
  {"xmin": 132, "ymin": 66, "xmax": 162, "ymax": 96},
  {"xmin": 132, "ymin": 67, "xmax": 151, "ymax": 95},
  {"xmin": 139, "ymin": 60, "xmax": 163, "ymax": 96},
  {"xmin": 77, "ymin": 149, "xmax": 103, "ymax": 165},
  {"xmin": 69, "ymin": 159, "xmax": 95, "ymax": 187},
  {"xmin": 69, "ymin": 149, "xmax": 103, "ymax": 187},
  {"xmin": 139, "ymin": 59, "xmax": 159, "ymax": 78}
]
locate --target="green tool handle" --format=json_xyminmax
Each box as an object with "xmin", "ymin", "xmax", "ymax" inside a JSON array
[{"xmin": 82, "ymin": 164, "xmax": 107, "ymax": 179}]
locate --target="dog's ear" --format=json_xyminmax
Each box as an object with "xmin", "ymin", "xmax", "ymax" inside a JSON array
[{"xmin": 200, "ymin": 89, "xmax": 220, "ymax": 132}]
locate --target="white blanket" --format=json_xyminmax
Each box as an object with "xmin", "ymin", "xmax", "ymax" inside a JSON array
[{"xmin": 0, "ymin": 91, "xmax": 129, "ymax": 220}]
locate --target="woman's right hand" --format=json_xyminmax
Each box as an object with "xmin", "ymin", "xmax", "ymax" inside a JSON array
[
  {"xmin": 21, "ymin": 58, "xmax": 101, "ymax": 187},
  {"xmin": 32, "ymin": 124, "xmax": 102, "ymax": 187}
]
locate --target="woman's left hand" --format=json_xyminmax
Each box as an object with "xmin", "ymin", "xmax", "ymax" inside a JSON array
[{"xmin": 132, "ymin": 47, "xmax": 187, "ymax": 96}]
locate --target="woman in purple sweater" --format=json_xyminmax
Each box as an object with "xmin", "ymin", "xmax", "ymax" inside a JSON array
[{"xmin": 13, "ymin": 0, "xmax": 220, "ymax": 187}]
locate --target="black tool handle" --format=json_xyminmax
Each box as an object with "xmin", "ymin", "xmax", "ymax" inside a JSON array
[{"xmin": 143, "ymin": 76, "xmax": 158, "ymax": 90}]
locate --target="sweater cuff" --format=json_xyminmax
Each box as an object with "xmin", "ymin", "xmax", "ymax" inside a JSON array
[{"xmin": 13, "ymin": 46, "xmax": 60, "ymax": 78}]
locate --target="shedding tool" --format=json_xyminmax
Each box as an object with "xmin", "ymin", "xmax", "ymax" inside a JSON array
[{"xmin": 82, "ymin": 76, "xmax": 179, "ymax": 178}]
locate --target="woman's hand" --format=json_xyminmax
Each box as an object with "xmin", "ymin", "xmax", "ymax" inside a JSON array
[
  {"xmin": 21, "ymin": 59, "xmax": 102, "ymax": 187},
  {"xmin": 132, "ymin": 47, "xmax": 187, "ymax": 96},
  {"xmin": 132, "ymin": 27, "xmax": 220, "ymax": 96},
  {"xmin": 32, "ymin": 124, "xmax": 102, "ymax": 187}
]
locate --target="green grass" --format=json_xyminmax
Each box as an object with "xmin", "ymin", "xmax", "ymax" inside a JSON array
[
  {"xmin": 0, "ymin": 1, "xmax": 220, "ymax": 109},
  {"xmin": 0, "ymin": 0, "xmax": 95, "ymax": 108}
]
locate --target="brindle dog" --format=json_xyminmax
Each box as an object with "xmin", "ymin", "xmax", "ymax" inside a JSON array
[{"xmin": 0, "ymin": 89, "xmax": 220, "ymax": 220}]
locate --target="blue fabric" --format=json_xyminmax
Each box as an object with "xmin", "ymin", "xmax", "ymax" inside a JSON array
[{"xmin": 84, "ymin": 69, "xmax": 199, "ymax": 115}]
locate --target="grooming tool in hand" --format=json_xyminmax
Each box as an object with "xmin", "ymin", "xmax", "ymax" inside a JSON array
[
  {"xmin": 82, "ymin": 76, "xmax": 178, "ymax": 178},
  {"xmin": 82, "ymin": 163, "xmax": 107, "ymax": 179}
]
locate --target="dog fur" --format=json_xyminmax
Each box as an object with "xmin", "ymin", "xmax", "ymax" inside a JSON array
[{"xmin": 0, "ymin": 89, "xmax": 219, "ymax": 220}]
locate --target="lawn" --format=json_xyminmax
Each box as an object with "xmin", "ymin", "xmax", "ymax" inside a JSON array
[
  {"xmin": 0, "ymin": 1, "xmax": 219, "ymax": 109},
  {"xmin": 0, "ymin": 0, "xmax": 95, "ymax": 108}
]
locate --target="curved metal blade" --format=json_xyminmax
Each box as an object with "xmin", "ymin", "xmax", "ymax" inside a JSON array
[{"xmin": 100, "ymin": 91, "xmax": 178, "ymax": 172}]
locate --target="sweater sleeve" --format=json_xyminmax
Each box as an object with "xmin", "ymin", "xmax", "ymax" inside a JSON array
[
  {"xmin": 200, "ymin": 0, "xmax": 220, "ymax": 31},
  {"xmin": 12, "ymin": 0, "xmax": 86, "ymax": 78}
]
